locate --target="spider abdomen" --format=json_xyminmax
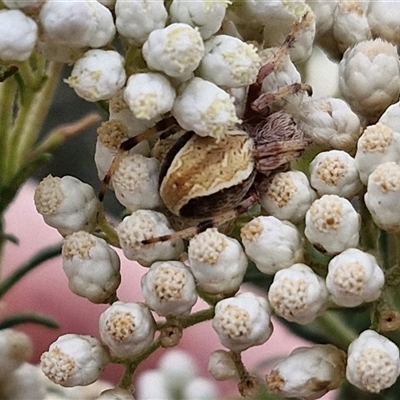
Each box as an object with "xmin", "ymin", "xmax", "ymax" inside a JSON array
[{"xmin": 159, "ymin": 130, "xmax": 255, "ymax": 219}]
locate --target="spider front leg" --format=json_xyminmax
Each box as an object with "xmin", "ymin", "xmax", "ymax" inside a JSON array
[
  {"xmin": 98, "ymin": 115, "xmax": 178, "ymax": 201},
  {"xmin": 142, "ymin": 193, "xmax": 259, "ymax": 245},
  {"xmin": 251, "ymin": 82, "xmax": 312, "ymax": 115}
]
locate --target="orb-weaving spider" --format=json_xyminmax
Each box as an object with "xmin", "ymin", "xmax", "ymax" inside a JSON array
[{"xmin": 99, "ymin": 17, "xmax": 311, "ymax": 244}]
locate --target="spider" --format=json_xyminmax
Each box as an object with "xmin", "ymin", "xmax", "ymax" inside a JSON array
[{"xmin": 98, "ymin": 18, "xmax": 312, "ymax": 245}]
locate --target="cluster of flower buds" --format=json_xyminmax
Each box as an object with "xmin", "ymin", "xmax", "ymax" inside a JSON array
[{"xmin": 4, "ymin": 0, "xmax": 400, "ymax": 398}]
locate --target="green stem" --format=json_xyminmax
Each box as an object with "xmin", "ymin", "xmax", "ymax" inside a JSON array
[
  {"xmin": 0, "ymin": 312, "xmax": 59, "ymax": 330},
  {"xmin": 0, "ymin": 75, "xmax": 17, "ymax": 187},
  {"xmin": 314, "ymin": 311, "xmax": 358, "ymax": 349},
  {"xmin": 8, "ymin": 61, "xmax": 63, "ymax": 184},
  {"xmin": 118, "ymin": 339, "xmax": 162, "ymax": 388},
  {"xmin": 0, "ymin": 243, "xmax": 61, "ymax": 297},
  {"xmin": 96, "ymin": 209, "xmax": 121, "ymax": 248}
]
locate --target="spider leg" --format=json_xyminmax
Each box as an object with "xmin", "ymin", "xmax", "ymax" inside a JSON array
[
  {"xmin": 257, "ymin": 13, "xmax": 311, "ymax": 83},
  {"xmin": 141, "ymin": 193, "xmax": 259, "ymax": 244},
  {"xmin": 251, "ymin": 82, "xmax": 312, "ymax": 114},
  {"xmin": 98, "ymin": 116, "xmax": 178, "ymax": 201}
]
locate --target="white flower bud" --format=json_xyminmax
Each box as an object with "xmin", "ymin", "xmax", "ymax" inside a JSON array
[
  {"xmin": 40, "ymin": 0, "xmax": 115, "ymax": 48},
  {"xmin": 115, "ymin": 0, "xmax": 167, "ymax": 46},
  {"xmin": 111, "ymin": 154, "xmax": 162, "ymax": 212},
  {"xmin": 309, "ymin": 150, "xmax": 362, "ymax": 198},
  {"xmin": 96, "ymin": 388, "xmax": 135, "ymax": 399},
  {"xmin": 62, "ymin": 231, "xmax": 121, "ymax": 304},
  {"xmin": 299, "ymin": 97, "xmax": 362, "ymax": 152},
  {"xmin": 123, "ymin": 72, "xmax": 176, "ymax": 120},
  {"xmin": 99, "ymin": 301, "xmax": 155, "ymax": 359},
  {"xmin": 198, "ymin": 35, "xmax": 261, "ymax": 88},
  {"xmin": 0, "ymin": 330, "xmax": 32, "ymax": 378},
  {"xmin": 0, "ymin": 9, "xmax": 37, "ymax": 61},
  {"xmin": 40, "ymin": 334, "xmax": 109, "ymax": 387},
  {"xmin": 259, "ymin": 171, "xmax": 316, "ymax": 223},
  {"xmin": 268, "ymin": 263, "xmax": 329, "ymax": 324},
  {"xmin": 365, "ymin": 162, "xmax": 400, "ymax": 233},
  {"xmin": 188, "ymin": 228, "xmax": 248, "ymax": 295},
  {"xmin": 208, "ymin": 350, "xmax": 239, "ymax": 381},
  {"xmin": 367, "ymin": 1, "xmax": 400, "ymax": 46},
  {"xmin": 305, "ymin": 194, "xmax": 360, "ymax": 254},
  {"xmin": 158, "ymin": 349, "xmax": 198, "ymax": 391},
  {"xmin": 266, "ymin": 344, "xmax": 346, "ymax": 399},
  {"xmin": 66, "ymin": 50, "xmax": 126, "ymax": 102},
  {"xmin": 332, "ymin": 1, "xmax": 371, "ymax": 53},
  {"xmin": 116, "ymin": 210, "xmax": 184, "ymax": 267},
  {"xmin": 241, "ymin": 216, "xmax": 304, "ymax": 275},
  {"xmin": 379, "ymin": 100, "xmax": 400, "ymax": 132},
  {"xmin": 170, "ymin": 0, "xmax": 229, "ymax": 40},
  {"xmin": 34, "ymin": 175, "xmax": 100, "ymax": 236},
  {"xmin": 141, "ymin": 260, "xmax": 197, "ymax": 317},
  {"xmin": 212, "ymin": 292, "xmax": 273, "ymax": 352},
  {"xmin": 354, "ymin": 123, "xmax": 400, "ymax": 184},
  {"xmin": 339, "ymin": 38, "xmax": 400, "ymax": 122},
  {"xmin": 135, "ymin": 370, "xmax": 169, "ymax": 400},
  {"xmin": 306, "ymin": 0, "xmax": 338, "ymax": 35},
  {"xmin": 142, "ymin": 23, "xmax": 204, "ymax": 79},
  {"xmin": 95, "ymin": 119, "xmax": 150, "ymax": 184},
  {"xmin": 182, "ymin": 377, "xmax": 219, "ymax": 400},
  {"xmin": 326, "ymin": 248, "xmax": 384, "ymax": 307},
  {"xmin": 172, "ymin": 77, "xmax": 239, "ymax": 141},
  {"xmin": 346, "ymin": 330, "xmax": 400, "ymax": 393},
  {"xmin": 0, "ymin": 363, "xmax": 47, "ymax": 400}
]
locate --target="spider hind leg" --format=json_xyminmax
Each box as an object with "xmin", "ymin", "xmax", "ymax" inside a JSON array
[{"xmin": 141, "ymin": 194, "xmax": 259, "ymax": 245}]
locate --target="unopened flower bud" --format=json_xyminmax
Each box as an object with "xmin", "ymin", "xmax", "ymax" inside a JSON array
[
  {"xmin": 188, "ymin": 228, "xmax": 248, "ymax": 294},
  {"xmin": 365, "ymin": 162, "xmax": 400, "ymax": 233},
  {"xmin": 299, "ymin": 97, "xmax": 362, "ymax": 152},
  {"xmin": 40, "ymin": 0, "xmax": 115, "ymax": 48},
  {"xmin": 123, "ymin": 73, "xmax": 176, "ymax": 121},
  {"xmin": 141, "ymin": 260, "xmax": 197, "ymax": 317},
  {"xmin": 305, "ymin": 194, "xmax": 360, "ymax": 254},
  {"xmin": 34, "ymin": 175, "xmax": 100, "ymax": 236},
  {"xmin": 66, "ymin": 50, "xmax": 126, "ymax": 102},
  {"xmin": 332, "ymin": 1, "xmax": 370, "ymax": 53},
  {"xmin": 339, "ymin": 38, "xmax": 400, "ymax": 122},
  {"xmin": 212, "ymin": 292, "xmax": 273, "ymax": 352},
  {"xmin": 208, "ymin": 350, "xmax": 238, "ymax": 381},
  {"xmin": 116, "ymin": 210, "xmax": 184, "ymax": 267},
  {"xmin": 268, "ymin": 263, "xmax": 329, "ymax": 324},
  {"xmin": 326, "ymin": 248, "xmax": 384, "ymax": 307},
  {"xmin": 112, "ymin": 154, "xmax": 162, "ymax": 212},
  {"xmin": 241, "ymin": 216, "xmax": 304, "ymax": 275},
  {"xmin": 172, "ymin": 77, "xmax": 239, "ymax": 141},
  {"xmin": 41, "ymin": 334, "xmax": 109, "ymax": 387},
  {"xmin": 0, "ymin": 330, "xmax": 32, "ymax": 378},
  {"xmin": 115, "ymin": 0, "xmax": 167, "ymax": 46},
  {"xmin": 266, "ymin": 344, "xmax": 346, "ymax": 399},
  {"xmin": 99, "ymin": 301, "xmax": 155, "ymax": 359},
  {"xmin": 198, "ymin": 35, "xmax": 261, "ymax": 88},
  {"xmin": 355, "ymin": 123, "xmax": 400, "ymax": 185},
  {"xmin": 259, "ymin": 171, "xmax": 316, "ymax": 223},
  {"xmin": 142, "ymin": 23, "xmax": 204, "ymax": 79},
  {"xmin": 170, "ymin": 0, "xmax": 229, "ymax": 39},
  {"xmin": 0, "ymin": 9, "xmax": 37, "ymax": 61},
  {"xmin": 310, "ymin": 150, "xmax": 362, "ymax": 198},
  {"xmin": 346, "ymin": 330, "xmax": 400, "ymax": 393},
  {"xmin": 367, "ymin": 1, "xmax": 400, "ymax": 46},
  {"xmin": 62, "ymin": 231, "xmax": 121, "ymax": 303}
]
